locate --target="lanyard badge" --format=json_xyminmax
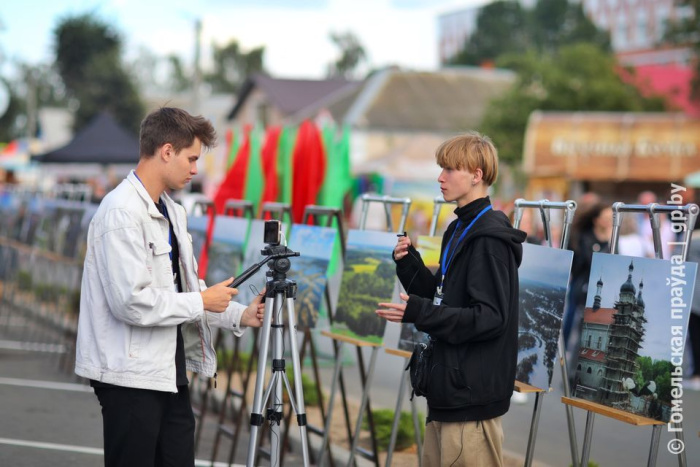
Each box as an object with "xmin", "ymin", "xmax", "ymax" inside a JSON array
[{"xmin": 436, "ymin": 205, "xmax": 492, "ymax": 304}]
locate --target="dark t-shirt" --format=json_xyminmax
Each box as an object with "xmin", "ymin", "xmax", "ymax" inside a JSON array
[{"xmin": 91, "ymin": 199, "xmax": 188, "ymax": 389}]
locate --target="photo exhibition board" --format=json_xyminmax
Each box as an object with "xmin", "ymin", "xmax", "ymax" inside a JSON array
[
  {"xmin": 572, "ymin": 252, "xmax": 697, "ymax": 423},
  {"xmin": 186, "ymin": 215, "xmax": 207, "ymax": 263},
  {"xmin": 204, "ymin": 216, "xmax": 249, "ymax": 284},
  {"xmin": 286, "ymin": 224, "xmax": 337, "ymax": 328},
  {"xmin": 397, "ymin": 234, "xmax": 441, "ymax": 351},
  {"xmin": 236, "ymin": 219, "xmax": 289, "ymax": 306},
  {"xmin": 330, "ymin": 229, "xmax": 399, "ymax": 345},
  {"xmin": 517, "ymin": 243, "xmax": 573, "ymax": 391}
]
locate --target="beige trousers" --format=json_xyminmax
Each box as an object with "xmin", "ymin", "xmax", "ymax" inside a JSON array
[{"xmin": 422, "ymin": 417, "xmax": 504, "ymax": 467}]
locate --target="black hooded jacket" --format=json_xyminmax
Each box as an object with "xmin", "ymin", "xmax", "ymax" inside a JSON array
[{"xmin": 396, "ymin": 196, "xmax": 526, "ymax": 422}]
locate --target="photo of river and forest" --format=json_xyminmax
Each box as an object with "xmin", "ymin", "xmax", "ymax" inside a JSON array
[{"xmin": 331, "ymin": 229, "xmax": 398, "ymax": 344}]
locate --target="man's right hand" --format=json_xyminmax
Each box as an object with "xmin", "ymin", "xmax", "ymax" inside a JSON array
[
  {"xmin": 394, "ymin": 235, "xmax": 412, "ymax": 260},
  {"xmin": 201, "ymin": 277, "xmax": 239, "ymax": 313}
]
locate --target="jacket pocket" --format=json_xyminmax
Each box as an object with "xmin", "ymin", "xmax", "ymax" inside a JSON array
[
  {"xmin": 148, "ymin": 241, "xmax": 173, "ymax": 288},
  {"xmin": 428, "ymin": 362, "xmax": 471, "ymax": 409}
]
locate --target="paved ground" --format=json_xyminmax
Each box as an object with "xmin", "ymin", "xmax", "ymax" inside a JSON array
[{"xmin": 0, "ymin": 306, "xmax": 698, "ymax": 466}]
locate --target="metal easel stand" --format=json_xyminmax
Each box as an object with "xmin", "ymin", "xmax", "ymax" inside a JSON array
[
  {"xmin": 281, "ymin": 205, "xmax": 351, "ymax": 467},
  {"xmin": 206, "ymin": 200, "xmax": 256, "ymax": 464},
  {"xmin": 186, "ymin": 197, "xmax": 226, "ymax": 453},
  {"xmin": 514, "ymin": 198, "xmax": 579, "ymax": 467},
  {"xmin": 385, "ymin": 195, "xmax": 458, "ymax": 467},
  {"xmin": 319, "ymin": 195, "xmax": 412, "ymax": 467},
  {"xmin": 567, "ymin": 202, "xmax": 697, "ymax": 467}
]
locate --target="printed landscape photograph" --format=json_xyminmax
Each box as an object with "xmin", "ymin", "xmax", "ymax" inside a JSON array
[
  {"xmin": 397, "ymin": 234, "xmax": 441, "ymax": 351},
  {"xmin": 204, "ymin": 216, "xmax": 249, "ymax": 284},
  {"xmin": 517, "ymin": 243, "xmax": 573, "ymax": 390},
  {"xmin": 331, "ymin": 229, "xmax": 398, "ymax": 345},
  {"xmin": 573, "ymin": 253, "xmax": 697, "ymax": 423},
  {"xmin": 287, "ymin": 224, "xmax": 336, "ymax": 328},
  {"xmin": 237, "ymin": 220, "xmax": 288, "ymax": 305}
]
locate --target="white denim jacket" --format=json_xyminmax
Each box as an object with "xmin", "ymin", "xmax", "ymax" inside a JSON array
[{"xmin": 75, "ymin": 171, "xmax": 246, "ymax": 392}]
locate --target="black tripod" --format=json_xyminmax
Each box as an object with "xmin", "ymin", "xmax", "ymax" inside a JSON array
[{"xmin": 237, "ymin": 245, "xmax": 310, "ymax": 467}]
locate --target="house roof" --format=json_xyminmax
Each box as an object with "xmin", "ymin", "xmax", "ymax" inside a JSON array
[
  {"xmin": 227, "ymin": 74, "xmax": 360, "ymax": 120},
  {"xmin": 583, "ymin": 306, "xmax": 616, "ymax": 325},
  {"xmin": 579, "ymin": 348, "xmax": 607, "ymax": 363},
  {"xmin": 32, "ymin": 112, "xmax": 139, "ymax": 164},
  {"xmin": 344, "ymin": 67, "xmax": 516, "ymax": 132}
]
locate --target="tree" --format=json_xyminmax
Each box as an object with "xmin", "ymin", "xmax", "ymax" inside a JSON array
[
  {"xmin": 327, "ymin": 31, "xmax": 367, "ymax": 78},
  {"xmin": 451, "ymin": 1, "xmax": 530, "ymax": 66},
  {"xmin": 479, "ymin": 44, "xmax": 667, "ymax": 164},
  {"xmin": 53, "ymin": 13, "xmax": 144, "ymax": 134},
  {"xmin": 166, "ymin": 55, "xmax": 192, "ymax": 93},
  {"xmin": 531, "ymin": 0, "xmax": 609, "ymax": 53},
  {"xmin": 664, "ymin": 0, "xmax": 700, "ymax": 100},
  {"xmin": 451, "ymin": 0, "xmax": 609, "ymax": 66},
  {"xmin": 204, "ymin": 40, "xmax": 265, "ymax": 94}
]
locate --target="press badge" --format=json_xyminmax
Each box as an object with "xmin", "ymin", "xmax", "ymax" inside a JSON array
[{"xmin": 433, "ymin": 283, "xmax": 444, "ymax": 306}]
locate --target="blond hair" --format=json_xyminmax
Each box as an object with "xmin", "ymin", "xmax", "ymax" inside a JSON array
[{"xmin": 435, "ymin": 132, "xmax": 499, "ymax": 186}]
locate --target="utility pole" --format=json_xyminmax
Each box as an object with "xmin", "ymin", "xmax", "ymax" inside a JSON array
[{"xmin": 192, "ymin": 18, "xmax": 202, "ymax": 115}]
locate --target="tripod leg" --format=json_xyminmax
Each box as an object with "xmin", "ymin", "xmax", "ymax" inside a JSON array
[
  {"xmin": 285, "ymin": 296, "xmax": 310, "ymax": 466},
  {"xmin": 269, "ymin": 293, "xmax": 285, "ymax": 467},
  {"xmin": 246, "ymin": 296, "xmax": 275, "ymax": 467}
]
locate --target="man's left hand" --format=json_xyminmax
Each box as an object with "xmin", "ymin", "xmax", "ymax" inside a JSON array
[{"xmin": 241, "ymin": 289, "xmax": 266, "ymax": 327}]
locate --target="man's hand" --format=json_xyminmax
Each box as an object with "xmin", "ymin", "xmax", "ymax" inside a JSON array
[
  {"xmin": 241, "ymin": 289, "xmax": 266, "ymax": 327},
  {"xmin": 394, "ymin": 236, "xmax": 412, "ymax": 260},
  {"xmin": 201, "ymin": 277, "xmax": 238, "ymax": 313},
  {"xmin": 376, "ymin": 292, "xmax": 410, "ymax": 323}
]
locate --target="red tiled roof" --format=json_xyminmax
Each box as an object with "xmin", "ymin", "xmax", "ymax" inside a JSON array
[
  {"xmin": 583, "ymin": 306, "xmax": 615, "ymax": 325},
  {"xmin": 579, "ymin": 348, "xmax": 607, "ymax": 363}
]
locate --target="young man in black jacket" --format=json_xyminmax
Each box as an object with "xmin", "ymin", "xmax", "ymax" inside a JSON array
[{"xmin": 376, "ymin": 132, "xmax": 526, "ymax": 466}]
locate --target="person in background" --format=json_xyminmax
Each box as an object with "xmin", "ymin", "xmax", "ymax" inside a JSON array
[
  {"xmin": 376, "ymin": 132, "xmax": 526, "ymax": 466},
  {"xmin": 75, "ymin": 107, "xmax": 265, "ymax": 467},
  {"xmin": 564, "ymin": 202, "xmax": 612, "ymax": 354}
]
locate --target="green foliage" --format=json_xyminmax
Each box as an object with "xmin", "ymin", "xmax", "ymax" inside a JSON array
[
  {"xmin": 363, "ymin": 409, "xmax": 424, "ymax": 451},
  {"xmin": 451, "ymin": 0, "xmax": 609, "ymax": 66},
  {"xmin": 451, "ymin": 1, "xmax": 530, "ymax": 66},
  {"xmin": 17, "ymin": 270, "xmax": 33, "ymax": 291},
  {"xmin": 634, "ymin": 355, "xmax": 675, "ymax": 402},
  {"xmin": 327, "ymin": 31, "xmax": 367, "ymax": 78},
  {"xmin": 204, "ymin": 40, "xmax": 265, "ymax": 94},
  {"xmin": 216, "ymin": 350, "xmax": 251, "ymax": 372},
  {"xmin": 479, "ymin": 44, "xmax": 667, "ymax": 164},
  {"xmin": 570, "ymin": 462, "xmax": 599, "ymax": 467},
  {"xmin": 52, "ymin": 13, "xmax": 144, "ymax": 134},
  {"xmin": 287, "ymin": 372, "xmax": 323, "ymax": 406}
]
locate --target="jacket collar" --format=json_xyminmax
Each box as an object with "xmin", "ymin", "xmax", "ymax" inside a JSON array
[
  {"xmin": 454, "ymin": 196, "xmax": 491, "ymax": 224},
  {"xmin": 127, "ymin": 170, "xmax": 164, "ymax": 219}
]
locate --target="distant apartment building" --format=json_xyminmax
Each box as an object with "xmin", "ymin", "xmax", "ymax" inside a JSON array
[
  {"xmin": 437, "ymin": 0, "xmax": 692, "ymax": 67},
  {"xmin": 581, "ymin": 0, "xmax": 692, "ymax": 66}
]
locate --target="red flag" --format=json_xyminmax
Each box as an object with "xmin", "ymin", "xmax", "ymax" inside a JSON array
[
  {"xmin": 260, "ymin": 126, "xmax": 281, "ymax": 206},
  {"xmin": 291, "ymin": 121, "xmax": 326, "ymax": 223},
  {"xmin": 213, "ymin": 125, "xmax": 251, "ymax": 214},
  {"xmin": 197, "ymin": 204, "xmax": 216, "ymax": 280}
]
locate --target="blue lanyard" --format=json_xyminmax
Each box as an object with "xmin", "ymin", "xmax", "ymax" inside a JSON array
[
  {"xmin": 133, "ymin": 172, "xmax": 173, "ymax": 261},
  {"xmin": 440, "ymin": 205, "xmax": 492, "ymax": 281}
]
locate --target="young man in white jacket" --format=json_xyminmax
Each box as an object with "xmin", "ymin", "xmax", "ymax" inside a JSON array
[{"xmin": 75, "ymin": 107, "xmax": 265, "ymax": 467}]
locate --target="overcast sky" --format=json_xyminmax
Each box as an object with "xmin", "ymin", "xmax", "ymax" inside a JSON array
[{"xmin": 0, "ymin": 0, "xmax": 486, "ymax": 80}]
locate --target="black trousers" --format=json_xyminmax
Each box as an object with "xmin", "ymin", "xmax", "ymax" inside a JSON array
[{"xmin": 94, "ymin": 385, "xmax": 195, "ymax": 467}]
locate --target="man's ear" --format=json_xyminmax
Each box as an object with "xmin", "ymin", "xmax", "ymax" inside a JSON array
[
  {"xmin": 473, "ymin": 168, "xmax": 483, "ymax": 183},
  {"xmin": 159, "ymin": 143, "xmax": 174, "ymax": 162}
]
